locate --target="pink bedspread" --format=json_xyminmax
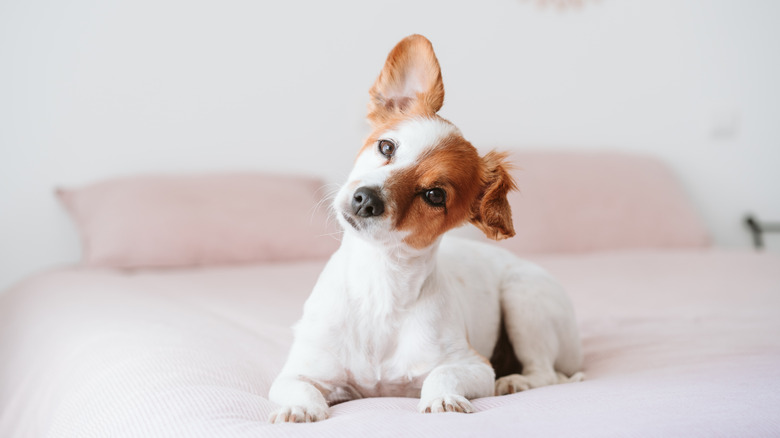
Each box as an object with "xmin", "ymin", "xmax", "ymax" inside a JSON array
[{"xmin": 2, "ymin": 249, "xmax": 780, "ymax": 437}]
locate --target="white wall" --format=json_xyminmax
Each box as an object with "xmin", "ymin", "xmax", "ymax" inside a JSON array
[{"xmin": 2, "ymin": 0, "xmax": 779, "ymax": 291}]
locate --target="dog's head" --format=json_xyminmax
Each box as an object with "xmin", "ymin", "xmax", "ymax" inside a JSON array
[{"xmin": 335, "ymin": 35, "xmax": 517, "ymax": 249}]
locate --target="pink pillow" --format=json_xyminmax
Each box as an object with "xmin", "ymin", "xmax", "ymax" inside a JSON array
[
  {"xmin": 494, "ymin": 151, "xmax": 710, "ymax": 254},
  {"xmin": 57, "ymin": 173, "xmax": 341, "ymax": 268}
]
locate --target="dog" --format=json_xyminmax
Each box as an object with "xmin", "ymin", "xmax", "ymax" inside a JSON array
[{"xmin": 268, "ymin": 34, "xmax": 583, "ymax": 423}]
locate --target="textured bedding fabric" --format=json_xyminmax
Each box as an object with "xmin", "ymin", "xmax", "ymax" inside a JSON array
[{"xmin": 2, "ymin": 249, "xmax": 780, "ymax": 437}]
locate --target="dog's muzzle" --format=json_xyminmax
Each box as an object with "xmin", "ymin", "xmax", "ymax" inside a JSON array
[{"xmin": 351, "ymin": 186, "xmax": 385, "ymax": 218}]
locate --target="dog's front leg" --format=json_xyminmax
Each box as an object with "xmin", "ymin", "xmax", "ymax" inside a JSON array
[
  {"xmin": 268, "ymin": 374, "xmax": 330, "ymax": 423},
  {"xmin": 418, "ymin": 357, "xmax": 495, "ymax": 414}
]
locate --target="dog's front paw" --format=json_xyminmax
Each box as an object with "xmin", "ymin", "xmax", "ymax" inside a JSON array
[
  {"xmin": 418, "ymin": 394, "xmax": 475, "ymax": 414},
  {"xmin": 563, "ymin": 371, "xmax": 585, "ymax": 383},
  {"xmin": 269, "ymin": 405, "xmax": 329, "ymax": 423},
  {"xmin": 495, "ymin": 374, "xmax": 531, "ymax": 395}
]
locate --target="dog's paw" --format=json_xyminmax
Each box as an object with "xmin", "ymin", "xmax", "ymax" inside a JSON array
[
  {"xmin": 495, "ymin": 374, "xmax": 531, "ymax": 396},
  {"xmin": 418, "ymin": 394, "xmax": 475, "ymax": 414},
  {"xmin": 560, "ymin": 371, "xmax": 585, "ymax": 383},
  {"xmin": 268, "ymin": 405, "xmax": 329, "ymax": 423}
]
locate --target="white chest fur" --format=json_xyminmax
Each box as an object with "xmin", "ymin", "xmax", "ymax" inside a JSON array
[{"xmin": 288, "ymin": 236, "xmax": 505, "ymax": 400}]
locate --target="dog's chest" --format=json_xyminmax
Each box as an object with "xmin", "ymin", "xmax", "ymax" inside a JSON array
[{"xmin": 329, "ymin": 301, "xmax": 443, "ymax": 399}]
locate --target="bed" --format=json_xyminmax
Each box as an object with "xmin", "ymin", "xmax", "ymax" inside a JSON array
[{"xmin": 2, "ymin": 152, "xmax": 779, "ymax": 437}]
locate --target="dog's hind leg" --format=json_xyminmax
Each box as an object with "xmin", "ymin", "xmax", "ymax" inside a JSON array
[{"xmin": 495, "ymin": 263, "xmax": 583, "ymax": 396}]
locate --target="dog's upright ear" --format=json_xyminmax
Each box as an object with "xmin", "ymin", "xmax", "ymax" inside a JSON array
[
  {"xmin": 368, "ymin": 35, "xmax": 444, "ymax": 125},
  {"xmin": 470, "ymin": 151, "xmax": 518, "ymax": 240}
]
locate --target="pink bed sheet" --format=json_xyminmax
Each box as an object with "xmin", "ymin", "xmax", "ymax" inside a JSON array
[{"xmin": 1, "ymin": 248, "xmax": 779, "ymax": 437}]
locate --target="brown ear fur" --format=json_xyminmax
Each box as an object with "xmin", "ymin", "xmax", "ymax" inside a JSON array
[
  {"xmin": 470, "ymin": 151, "xmax": 517, "ymax": 240},
  {"xmin": 368, "ymin": 35, "xmax": 444, "ymax": 125}
]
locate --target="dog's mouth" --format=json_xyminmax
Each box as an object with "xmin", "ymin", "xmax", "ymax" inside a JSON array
[{"xmin": 342, "ymin": 213, "xmax": 360, "ymax": 231}]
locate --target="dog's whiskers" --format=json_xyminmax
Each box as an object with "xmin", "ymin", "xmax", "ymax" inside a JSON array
[{"xmin": 309, "ymin": 183, "xmax": 342, "ymax": 227}]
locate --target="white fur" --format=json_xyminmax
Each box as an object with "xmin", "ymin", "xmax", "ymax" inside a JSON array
[{"xmin": 268, "ymin": 117, "xmax": 583, "ymax": 423}]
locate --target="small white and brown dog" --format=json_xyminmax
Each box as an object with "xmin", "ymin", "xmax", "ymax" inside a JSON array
[{"xmin": 269, "ymin": 34, "xmax": 583, "ymax": 423}]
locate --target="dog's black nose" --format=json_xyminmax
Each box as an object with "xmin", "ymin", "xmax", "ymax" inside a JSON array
[{"xmin": 352, "ymin": 187, "xmax": 385, "ymax": 218}]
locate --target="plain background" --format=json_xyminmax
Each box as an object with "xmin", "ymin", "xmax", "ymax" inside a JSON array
[{"xmin": 1, "ymin": 0, "xmax": 779, "ymax": 292}]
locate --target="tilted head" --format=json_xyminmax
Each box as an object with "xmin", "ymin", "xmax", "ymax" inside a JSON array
[{"xmin": 335, "ymin": 35, "xmax": 517, "ymax": 250}]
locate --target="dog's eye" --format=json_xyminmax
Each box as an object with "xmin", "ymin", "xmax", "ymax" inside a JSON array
[
  {"xmin": 378, "ymin": 139, "xmax": 396, "ymax": 158},
  {"xmin": 424, "ymin": 188, "xmax": 446, "ymax": 207}
]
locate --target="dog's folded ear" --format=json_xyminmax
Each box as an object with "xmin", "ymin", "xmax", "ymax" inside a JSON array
[
  {"xmin": 470, "ymin": 151, "xmax": 517, "ymax": 241},
  {"xmin": 368, "ymin": 35, "xmax": 444, "ymax": 125}
]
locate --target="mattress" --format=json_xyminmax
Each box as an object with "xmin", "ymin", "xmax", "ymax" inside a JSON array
[{"xmin": 2, "ymin": 249, "xmax": 780, "ymax": 437}]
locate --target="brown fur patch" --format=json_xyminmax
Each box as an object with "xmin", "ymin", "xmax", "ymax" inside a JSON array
[
  {"xmin": 386, "ymin": 132, "xmax": 483, "ymax": 249},
  {"xmin": 469, "ymin": 151, "xmax": 517, "ymax": 240}
]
